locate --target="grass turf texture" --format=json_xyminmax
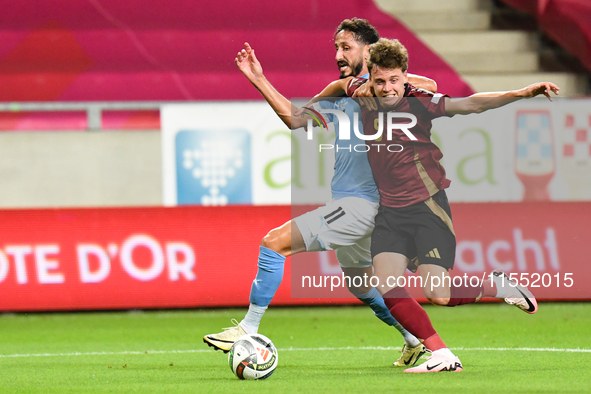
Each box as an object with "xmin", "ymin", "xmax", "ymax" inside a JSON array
[{"xmin": 0, "ymin": 303, "xmax": 589, "ymax": 393}]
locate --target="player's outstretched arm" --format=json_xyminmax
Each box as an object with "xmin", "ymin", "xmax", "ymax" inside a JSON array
[
  {"xmin": 445, "ymin": 82, "xmax": 560, "ymax": 116},
  {"xmin": 407, "ymin": 73, "xmax": 437, "ymax": 93},
  {"xmin": 312, "ymin": 78, "xmax": 351, "ymax": 99},
  {"xmin": 351, "ymin": 73, "xmax": 437, "ymax": 110},
  {"xmin": 235, "ymin": 42, "xmax": 304, "ymax": 128},
  {"xmin": 296, "ymin": 74, "xmax": 437, "ymax": 115},
  {"xmin": 293, "ymin": 78, "xmax": 352, "ymax": 117}
]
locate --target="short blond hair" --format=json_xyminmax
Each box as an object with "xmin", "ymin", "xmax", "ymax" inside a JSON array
[{"xmin": 367, "ymin": 38, "xmax": 409, "ymax": 73}]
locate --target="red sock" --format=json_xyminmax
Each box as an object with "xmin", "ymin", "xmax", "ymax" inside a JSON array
[
  {"xmin": 383, "ymin": 287, "xmax": 444, "ymax": 350},
  {"xmin": 424, "ymin": 333, "xmax": 446, "ymax": 352},
  {"xmin": 447, "ymin": 280, "xmax": 484, "ymax": 306},
  {"xmin": 482, "ymin": 279, "xmax": 496, "ymax": 297}
]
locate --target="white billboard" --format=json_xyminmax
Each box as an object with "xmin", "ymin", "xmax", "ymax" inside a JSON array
[{"xmin": 162, "ymin": 99, "xmax": 591, "ymax": 206}]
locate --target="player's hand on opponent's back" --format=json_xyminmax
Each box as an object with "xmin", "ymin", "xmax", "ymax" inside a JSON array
[
  {"xmin": 352, "ymin": 82, "xmax": 378, "ymax": 110},
  {"xmin": 294, "ymin": 107, "xmax": 306, "ymax": 117},
  {"xmin": 235, "ymin": 42, "xmax": 264, "ymax": 82},
  {"xmin": 521, "ymin": 82, "xmax": 560, "ymax": 101}
]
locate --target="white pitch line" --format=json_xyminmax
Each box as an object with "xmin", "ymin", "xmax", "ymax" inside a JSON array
[
  {"xmin": 1, "ymin": 346, "xmax": 589, "ymax": 359},
  {"xmin": 0, "ymin": 349, "xmax": 208, "ymax": 359},
  {"xmin": 281, "ymin": 346, "xmax": 591, "ymax": 353},
  {"xmin": 452, "ymin": 347, "xmax": 591, "ymax": 353}
]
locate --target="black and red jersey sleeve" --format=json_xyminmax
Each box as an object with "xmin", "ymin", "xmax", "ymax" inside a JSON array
[
  {"xmin": 407, "ymin": 84, "xmax": 450, "ymax": 119},
  {"xmin": 346, "ymin": 77, "xmax": 368, "ymax": 97}
]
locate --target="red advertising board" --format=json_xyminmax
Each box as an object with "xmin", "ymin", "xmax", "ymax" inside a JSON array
[
  {"xmin": 291, "ymin": 202, "xmax": 591, "ymax": 300},
  {"xmin": 0, "ymin": 203, "xmax": 589, "ymax": 312},
  {"xmin": 0, "ymin": 206, "xmax": 287, "ymax": 311}
]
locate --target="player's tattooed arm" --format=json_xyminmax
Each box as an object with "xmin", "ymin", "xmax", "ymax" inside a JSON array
[
  {"xmin": 445, "ymin": 82, "xmax": 560, "ymax": 116},
  {"xmin": 235, "ymin": 42, "xmax": 306, "ymax": 129}
]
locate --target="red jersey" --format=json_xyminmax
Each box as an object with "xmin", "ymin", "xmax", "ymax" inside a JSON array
[{"xmin": 348, "ymin": 79, "xmax": 451, "ymax": 208}]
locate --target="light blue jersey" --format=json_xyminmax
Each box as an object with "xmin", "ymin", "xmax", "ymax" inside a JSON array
[{"xmin": 315, "ymin": 81, "xmax": 379, "ymax": 203}]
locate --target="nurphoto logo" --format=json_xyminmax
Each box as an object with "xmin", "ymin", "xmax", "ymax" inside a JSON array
[{"xmin": 303, "ymin": 106, "xmax": 417, "ymax": 152}]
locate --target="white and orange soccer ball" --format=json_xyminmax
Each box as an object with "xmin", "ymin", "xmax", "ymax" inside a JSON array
[{"xmin": 228, "ymin": 334, "xmax": 278, "ymax": 380}]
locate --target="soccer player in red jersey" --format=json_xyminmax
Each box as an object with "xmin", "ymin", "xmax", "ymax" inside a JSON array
[
  {"xmin": 345, "ymin": 38, "xmax": 559, "ymax": 372},
  {"xmin": 204, "ymin": 19, "xmax": 440, "ymax": 368}
]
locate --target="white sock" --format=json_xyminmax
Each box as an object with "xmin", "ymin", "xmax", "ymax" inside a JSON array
[
  {"xmin": 240, "ymin": 303, "xmax": 267, "ymax": 334},
  {"xmin": 492, "ymin": 273, "xmax": 511, "ymax": 298},
  {"xmin": 434, "ymin": 347, "xmax": 456, "ymax": 359},
  {"xmin": 396, "ymin": 325, "xmax": 421, "ymax": 347}
]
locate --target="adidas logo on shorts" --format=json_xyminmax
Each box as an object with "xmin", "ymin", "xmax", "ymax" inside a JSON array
[{"xmin": 425, "ymin": 248, "xmax": 441, "ymax": 259}]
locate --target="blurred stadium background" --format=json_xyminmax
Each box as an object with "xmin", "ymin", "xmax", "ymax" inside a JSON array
[{"xmin": 0, "ymin": 0, "xmax": 590, "ymax": 313}]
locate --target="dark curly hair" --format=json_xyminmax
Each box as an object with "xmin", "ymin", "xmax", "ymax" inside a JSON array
[{"xmin": 334, "ymin": 18, "xmax": 380, "ymax": 45}]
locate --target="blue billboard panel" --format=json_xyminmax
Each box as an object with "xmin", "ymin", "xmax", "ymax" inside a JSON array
[{"xmin": 175, "ymin": 130, "xmax": 252, "ymax": 205}]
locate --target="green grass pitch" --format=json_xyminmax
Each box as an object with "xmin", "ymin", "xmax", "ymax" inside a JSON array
[{"xmin": 0, "ymin": 303, "xmax": 589, "ymax": 393}]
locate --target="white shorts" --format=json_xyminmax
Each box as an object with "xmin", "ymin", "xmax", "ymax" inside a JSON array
[{"xmin": 293, "ymin": 197, "xmax": 378, "ymax": 268}]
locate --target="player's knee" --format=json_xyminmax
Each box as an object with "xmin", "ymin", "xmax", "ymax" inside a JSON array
[
  {"xmin": 423, "ymin": 285, "xmax": 450, "ymax": 306},
  {"xmin": 260, "ymin": 231, "xmax": 289, "ymax": 256},
  {"xmin": 427, "ymin": 297, "xmax": 450, "ymax": 306},
  {"xmin": 260, "ymin": 233, "xmax": 278, "ymax": 251}
]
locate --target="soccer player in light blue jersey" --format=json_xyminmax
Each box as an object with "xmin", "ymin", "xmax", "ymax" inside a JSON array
[{"xmin": 204, "ymin": 18, "xmax": 436, "ymax": 367}]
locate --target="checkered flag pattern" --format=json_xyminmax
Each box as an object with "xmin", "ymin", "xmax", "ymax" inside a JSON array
[
  {"xmin": 516, "ymin": 111, "xmax": 554, "ymax": 175},
  {"xmin": 563, "ymin": 114, "xmax": 591, "ymax": 164},
  {"xmin": 182, "ymin": 140, "xmax": 244, "ymax": 205}
]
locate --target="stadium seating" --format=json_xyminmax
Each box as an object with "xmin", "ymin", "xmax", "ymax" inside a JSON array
[
  {"xmin": 375, "ymin": 0, "xmax": 589, "ymax": 96},
  {"xmin": 0, "ymin": 0, "xmax": 473, "ymax": 103},
  {"xmin": 500, "ymin": 0, "xmax": 591, "ymax": 73}
]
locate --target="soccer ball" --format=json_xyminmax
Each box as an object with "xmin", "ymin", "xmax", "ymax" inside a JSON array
[{"xmin": 228, "ymin": 334, "xmax": 278, "ymax": 380}]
